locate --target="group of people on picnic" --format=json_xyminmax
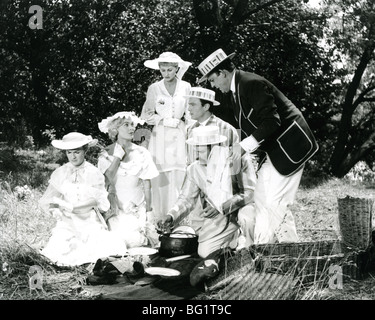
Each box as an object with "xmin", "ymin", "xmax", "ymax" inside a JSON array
[{"xmin": 38, "ymin": 49, "xmax": 319, "ymax": 267}]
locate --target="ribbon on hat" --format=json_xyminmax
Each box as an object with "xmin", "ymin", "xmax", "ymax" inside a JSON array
[{"xmin": 176, "ymin": 59, "xmax": 191, "ymax": 79}]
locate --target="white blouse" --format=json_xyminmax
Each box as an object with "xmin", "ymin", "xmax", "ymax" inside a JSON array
[
  {"xmin": 141, "ymin": 79, "xmax": 191, "ymax": 125},
  {"xmin": 39, "ymin": 161, "xmax": 110, "ymax": 214},
  {"xmin": 97, "ymin": 144, "xmax": 159, "ymax": 209}
]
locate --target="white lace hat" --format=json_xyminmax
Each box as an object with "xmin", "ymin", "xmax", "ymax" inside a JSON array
[
  {"xmin": 98, "ymin": 111, "xmax": 144, "ymax": 133},
  {"xmin": 52, "ymin": 132, "xmax": 97, "ymax": 150},
  {"xmin": 144, "ymin": 52, "xmax": 192, "ymax": 79},
  {"xmin": 184, "ymin": 87, "xmax": 220, "ymax": 106},
  {"xmin": 197, "ymin": 48, "xmax": 235, "ymax": 83},
  {"xmin": 186, "ymin": 126, "xmax": 227, "ymax": 146}
]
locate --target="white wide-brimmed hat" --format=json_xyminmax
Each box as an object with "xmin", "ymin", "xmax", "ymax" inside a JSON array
[
  {"xmin": 98, "ymin": 111, "xmax": 145, "ymax": 133},
  {"xmin": 197, "ymin": 48, "xmax": 236, "ymax": 83},
  {"xmin": 186, "ymin": 126, "xmax": 227, "ymax": 146},
  {"xmin": 184, "ymin": 87, "xmax": 220, "ymax": 106},
  {"xmin": 52, "ymin": 132, "xmax": 97, "ymax": 150},
  {"xmin": 144, "ymin": 52, "xmax": 192, "ymax": 79}
]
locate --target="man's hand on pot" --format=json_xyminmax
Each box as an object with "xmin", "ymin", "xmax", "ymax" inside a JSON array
[{"xmin": 157, "ymin": 215, "xmax": 173, "ymax": 233}]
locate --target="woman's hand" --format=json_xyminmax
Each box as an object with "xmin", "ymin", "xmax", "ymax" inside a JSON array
[
  {"xmin": 49, "ymin": 208, "xmax": 63, "ymax": 220},
  {"xmin": 51, "ymin": 197, "xmax": 73, "ymax": 212},
  {"xmin": 145, "ymin": 111, "xmax": 158, "ymax": 125},
  {"xmin": 144, "ymin": 109, "xmax": 154, "ymax": 120},
  {"xmin": 113, "ymin": 143, "xmax": 126, "ymax": 160}
]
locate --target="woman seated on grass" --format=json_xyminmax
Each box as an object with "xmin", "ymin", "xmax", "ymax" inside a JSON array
[
  {"xmin": 97, "ymin": 111, "xmax": 160, "ymax": 248},
  {"xmin": 39, "ymin": 132, "xmax": 126, "ymax": 267}
]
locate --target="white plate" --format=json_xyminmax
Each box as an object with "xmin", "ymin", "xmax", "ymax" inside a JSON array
[
  {"xmin": 145, "ymin": 267, "xmax": 181, "ymax": 277},
  {"xmin": 127, "ymin": 247, "xmax": 158, "ymax": 256}
]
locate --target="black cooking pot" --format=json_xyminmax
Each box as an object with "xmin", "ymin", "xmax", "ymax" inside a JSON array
[{"xmin": 158, "ymin": 231, "xmax": 198, "ymax": 258}]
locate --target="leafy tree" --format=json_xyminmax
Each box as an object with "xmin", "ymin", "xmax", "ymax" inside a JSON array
[
  {"xmin": 0, "ymin": 0, "xmax": 345, "ymax": 178},
  {"xmin": 326, "ymin": 0, "xmax": 375, "ymax": 177},
  {"xmin": 191, "ymin": 0, "xmax": 340, "ymax": 174},
  {"xmin": 0, "ymin": 0, "xmax": 199, "ymax": 146}
]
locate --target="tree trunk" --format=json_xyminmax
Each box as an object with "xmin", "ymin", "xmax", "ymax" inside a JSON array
[
  {"xmin": 192, "ymin": 0, "xmax": 225, "ymax": 53},
  {"xmin": 329, "ymin": 44, "xmax": 375, "ymax": 177},
  {"xmin": 332, "ymin": 132, "xmax": 375, "ymax": 177}
]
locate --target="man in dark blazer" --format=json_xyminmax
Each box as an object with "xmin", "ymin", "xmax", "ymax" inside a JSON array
[{"xmin": 197, "ymin": 49, "xmax": 319, "ymax": 244}]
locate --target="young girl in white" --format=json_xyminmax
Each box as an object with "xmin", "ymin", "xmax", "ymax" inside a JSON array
[{"xmin": 98, "ymin": 112, "xmax": 160, "ymax": 248}]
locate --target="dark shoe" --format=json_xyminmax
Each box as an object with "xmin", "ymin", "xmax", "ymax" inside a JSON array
[{"xmin": 189, "ymin": 248, "xmax": 225, "ymax": 287}]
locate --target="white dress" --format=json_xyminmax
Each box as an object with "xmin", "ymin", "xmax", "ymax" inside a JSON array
[
  {"xmin": 39, "ymin": 161, "xmax": 126, "ymax": 266},
  {"xmin": 140, "ymin": 78, "xmax": 191, "ymax": 221},
  {"xmin": 98, "ymin": 144, "xmax": 160, "ymax": 248}
]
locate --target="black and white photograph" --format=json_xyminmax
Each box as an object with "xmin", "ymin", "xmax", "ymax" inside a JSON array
[{"xmin": 1, "ymin": 0, "xmax": 375, "ymax": 306}]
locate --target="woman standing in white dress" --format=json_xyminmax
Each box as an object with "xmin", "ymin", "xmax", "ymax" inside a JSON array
[
  {"xmin": 140, "ymin": 52, "xmax": 192, "ymax": 222},
  {"xmin": 98, "ymin": 112, "xmax": 160, "ymax": 248},
  {"xmin": 39, "ymin": 132, "xmax": 126, "ymax": 266}
]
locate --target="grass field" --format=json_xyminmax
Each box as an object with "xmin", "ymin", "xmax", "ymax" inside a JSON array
[{"xmin": 1, "ymin": 148, "xmax": 375, "ymax": 300}]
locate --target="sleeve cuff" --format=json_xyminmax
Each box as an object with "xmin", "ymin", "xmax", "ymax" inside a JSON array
[
  {"xmin": 167, "ymin": 207, "xmax": 179, "ymax": 220},
  {"xmin": 167, "ymin": 212, "xmax": 174, "ymax": 218},
  {"xmin": 240, "ymin": 135, "xmax": 260, "ymax": 153}
]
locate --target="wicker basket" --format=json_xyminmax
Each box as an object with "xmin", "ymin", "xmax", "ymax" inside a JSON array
[
  {"xmin": 206, "ymin": 239, "xmax": 368, "ymax": 294},
  {"xmin": 210, "ymin": 269, "xmax": 295, "ymax": 300},
  {"xmin": 337, "ymin": 196, "xmax": 374, "ymax": 250}
]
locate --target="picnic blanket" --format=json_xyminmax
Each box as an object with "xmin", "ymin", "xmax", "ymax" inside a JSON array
[{"xmin": 83, "ymin": 254, "xmax": 204, "ymax": 300}]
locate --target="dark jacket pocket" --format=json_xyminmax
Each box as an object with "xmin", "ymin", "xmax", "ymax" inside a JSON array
[{"xmin": 277, "ymin": 121, "xmax": 313, "ymax": 164}]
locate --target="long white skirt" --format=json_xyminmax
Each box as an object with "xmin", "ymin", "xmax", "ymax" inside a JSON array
[
  {"xmin": 148, "ymin": 122, "xmax": 187, "ymax": 221},
  {"xmin": 108, "ymin": 203, "xmax": 159, "ymax": 248},
  {"xmin": 41, "ymin": 209, "xmax": 126, "ymax": 266}
]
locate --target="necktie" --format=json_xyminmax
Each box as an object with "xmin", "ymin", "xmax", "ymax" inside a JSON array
[
  {"xmin": 232, "ymin": 91, "xmax": 237, "ymax": 104},
  {"xmin": 231, "ymin": 91, "xmax": 242, "ymax": 131}
]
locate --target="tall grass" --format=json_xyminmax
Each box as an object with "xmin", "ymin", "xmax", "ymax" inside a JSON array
[
  {"xmin": 0, "ymin": 183, "xmax": 92, "ymax": 300},
  {"xmin": 0, "ymin": 146, "xmax": 93, "ymax": 300}
]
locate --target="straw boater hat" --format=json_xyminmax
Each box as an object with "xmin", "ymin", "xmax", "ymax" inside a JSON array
[
  {"xmin": 144, "ymin": 52, "xmax": 192, "ymax": 79},
  {"xmin": 184, "ymin": 87, "xmax": 220, "ymax": 106},
  {"xmin": 98, "ymin": 111, "xmax": 145, "ymax": 133},
  {"xmin": 197, "ymin": 48, "xmax": 236, "ymax": 83},
  {"xmin": 52, "ymin": 132, "xmax": 97, "ymax": 150},
  {"xmin": 186, "ymin": 126, "xmax": 227, "ymax": 146}
]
